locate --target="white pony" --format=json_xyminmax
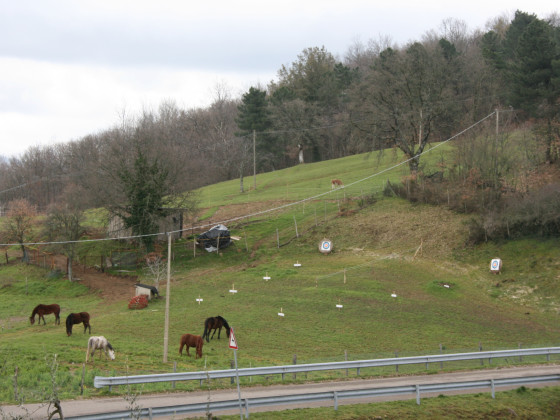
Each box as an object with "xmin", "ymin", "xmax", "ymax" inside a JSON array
[{"xmin": 86, "ymin": 336, "xmax": 115, "ymax": 362}]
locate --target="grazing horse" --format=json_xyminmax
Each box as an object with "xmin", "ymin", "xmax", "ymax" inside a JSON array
[
  {"xmin": 202, "ymin": 315, "xmax": 230, "ymax": 343},
  {"xmin": 179, "ymin": 334, "xmax": 204, "ymax": 359},
  {"xmin": 331, "ymin": 179, "xmax": 344, "ymax": 189},
  {"xmin": 66, "ymin": 312, "xmax": 91, "ymax": 336},
  {"xmin": 30, "ymin": 304, "xmax": 61, "ymax": 325},
  {"xmin": 86, "ymin": 336, "xmax": 115, "ymax": 362}
]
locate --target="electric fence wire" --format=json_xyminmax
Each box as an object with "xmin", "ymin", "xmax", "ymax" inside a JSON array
[{"xmin": 0, "ymin": 111, "xmax": 496, "ymax": 247}]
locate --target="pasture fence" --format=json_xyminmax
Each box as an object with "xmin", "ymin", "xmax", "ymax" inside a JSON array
[{"xmin": 93, "ymin": 346, "xmax": 560, "ymax": 389}]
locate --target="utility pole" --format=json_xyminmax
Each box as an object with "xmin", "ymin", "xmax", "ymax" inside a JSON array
[
  {"xmin": 163, "ymin": 232, "xmax": 172, "ymax": 362},
  {"xmin": 253, "ymin": 129, "xmax": 256, "ymax": 190}
]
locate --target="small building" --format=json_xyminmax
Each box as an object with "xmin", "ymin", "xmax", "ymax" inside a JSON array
[{"xmin": 135, "ymin": 283, "xmax": 159, "ymax": 300}]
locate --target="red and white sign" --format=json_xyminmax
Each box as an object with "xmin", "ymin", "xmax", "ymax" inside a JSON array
[{"xmin": 229, "ymin": 327, "xmax": 238, "ymax": 350}]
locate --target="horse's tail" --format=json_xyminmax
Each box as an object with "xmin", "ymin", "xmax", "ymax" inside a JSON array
[
  {"xmin": 202, "ymin": 318, "xmax": 210, "ymax": 342},
  {"xmin": 65, "ymin": 314, "xmax": 73, "ymax": 336},
  {"xmin": 85, "ymin": 337, "xmax": 92, "ymax": 362}
]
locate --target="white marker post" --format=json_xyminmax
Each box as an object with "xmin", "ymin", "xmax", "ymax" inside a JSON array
[{"xmin": 229, "ymin": 327, "xmax": 242, "ymax": 420}]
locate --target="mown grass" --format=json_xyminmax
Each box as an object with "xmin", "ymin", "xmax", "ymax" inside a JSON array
[{"xmin": 0, "ymin": 145, "xmax": 559, "ymax": 412}]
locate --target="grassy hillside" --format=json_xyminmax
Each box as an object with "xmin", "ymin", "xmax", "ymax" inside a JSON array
[{"xmin": 0, "ymin": 146, "xmax": 559, "ymax": 406}]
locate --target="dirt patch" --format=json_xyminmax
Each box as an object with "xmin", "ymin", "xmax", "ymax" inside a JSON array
[{"xmin": 51, "ymin": 255, "xmax": 138, "ymax": 303}]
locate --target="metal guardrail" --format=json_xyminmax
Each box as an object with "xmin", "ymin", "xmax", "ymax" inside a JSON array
[
  {"xmin": 94, "ymin": 347, "xmax": 560, "ymax": 388},
  {"xmin": 69, "ymin": 374, "xmax": 560, "ymax": 420}
]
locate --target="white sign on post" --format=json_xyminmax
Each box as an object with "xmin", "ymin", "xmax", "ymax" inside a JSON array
[{"xmin": 229, "ymin": 327, "xmax": 238, "ymax": 350}]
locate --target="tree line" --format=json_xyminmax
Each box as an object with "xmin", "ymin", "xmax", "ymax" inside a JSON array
[{"xmin": 0, "ymin": 10, "xmax": 559, "ymax": 248}]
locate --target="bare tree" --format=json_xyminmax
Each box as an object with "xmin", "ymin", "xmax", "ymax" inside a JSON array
[
  {"xmin": 2, "ymin": 199, "xmax": 37, "ymax": 263},
  {"xmin": 44, "ymin": 192, "xmax": 86, "ymax": 281}
]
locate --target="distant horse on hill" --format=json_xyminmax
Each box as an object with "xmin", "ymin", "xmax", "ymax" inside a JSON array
[
  {"xmin": 30, "ymin": 304, "xmax": 60, "ymax": 325},
  {"xmin": 86, "ymin": 336, "xmax": 115, "ymax": 362},
  {"xmin": 331, "ymin": 179, "xmax": 344, "ymax": 189},
  {"xmin": 202, "ymin": 315, "xmax": 230, "ymax": 343},
  {"xmin": 179, "ymin": 334, "xmax": 204, "ymax": 359},
  {"xmin": 66, "ymin": 312, "xmax": 91, "ymax": 336}
]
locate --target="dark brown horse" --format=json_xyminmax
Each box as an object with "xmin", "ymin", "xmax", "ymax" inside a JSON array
[
  {"xmin": 66, "ymin": 312, "xmax": 91, "ymax": 336},
  {"xmin": 30, "ymin": 304, "xmax": 61, "ymax": 325},
  {"xmin": 179, "ymin": 334, "xmax": 204, "ymax": 359},
  {"xmin": 202, "ymin": 315, "xmax": 230, "ymax": 343}
]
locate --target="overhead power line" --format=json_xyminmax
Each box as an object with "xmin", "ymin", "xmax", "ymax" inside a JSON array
[{"xmin": 0, "ymin": 111, "xmax": 495, "ymax": 247}]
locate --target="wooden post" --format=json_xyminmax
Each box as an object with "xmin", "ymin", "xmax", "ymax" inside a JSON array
[
  {"xmin": 80, "ymin": 363, "xmax": 86, "ymax": 395},
  {"xmin": 172, "ymin": 361, "xmax": 177, "ymax": 389},
  {"xmin": 13, "ymin": 366, "xmax": 18, "ymax": 400},
  {"xmin": 293, "ymin": 215, "xmax": 298, "ymax": 238},
  {"xmin": 253, "ymin": 130, "xmax": 256, "ymax": 190},
  {"xmin": 293, "ymin": 354, "xmax": 297, "ymax": 380}
]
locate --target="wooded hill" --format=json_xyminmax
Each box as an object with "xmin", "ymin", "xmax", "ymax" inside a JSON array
[{"xmin": 0, "ymin": 9, "xmax": 559, "ymax": 250}]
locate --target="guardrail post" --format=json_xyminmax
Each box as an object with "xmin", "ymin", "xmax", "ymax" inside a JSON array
[
  {"xmin": 395, "ymin": 351, "xmax": 398, "ymax": 373},
  {"xmin": 479, "ymin": 343, "xmax": 483, "ymax": 366},
  {"xmin": 148, "ymin": 407, "xmax": 153, "ymax": 420},
  {"xmin": 416, "ymin": 384, "xmax": 421, "ymax": 405},
  {"xmin": 439, "ymin": 344, "xmax": 443, "ymax": 369},
  {"xmin": 491, "ymin": 379, "xmax": 495, "ymax": 399},
  {"xmin": 244, "ymin": 398, "xmax": 250, "ymax": 418},
  {"xmin": 231, "ymin": 360, "xmax": 235, "ymax": 384},
  {"xmin": 518, "ymin": 343, "xmax": 522, "ymax": 362},
  {"xmin": 293, "ymin": 354, "xmax": 297, "ymax": 380},
  {"xmin": 333, "ymin": 391, "xmax": 338, "ymax": 410}
]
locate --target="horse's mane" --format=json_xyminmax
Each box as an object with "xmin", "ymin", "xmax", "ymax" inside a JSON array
[
  {"xmin": 106, "ymin": 342, "xmax": 113, "ymax": 351},
  {"xmin": 217, "ymin": 316, "xmax": 229, "ymax": 328}
]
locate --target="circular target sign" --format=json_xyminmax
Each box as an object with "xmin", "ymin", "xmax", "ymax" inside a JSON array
[
  {"xmin": 490, "ymin": 258, "xmax": 502, "ymax": 272},
  {"xmin": 319, "ymin": 239, "xmax": 332, "ymax": 254}
]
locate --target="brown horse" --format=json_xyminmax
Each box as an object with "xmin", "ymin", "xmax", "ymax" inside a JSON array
[
  {"xmin": 30, "ymin": 304, "xmax": 61, "ymax": 325},
  {"xmin": 179, "ymin": 334, "xmax": 203, "ymax": 359},
  {"xmin": 66, "ymin": 312, "xmax": 91, "ymax": 336},
  {"xmin": 202, "ymin": 315, "xmax": 230, "ymax": 343}
]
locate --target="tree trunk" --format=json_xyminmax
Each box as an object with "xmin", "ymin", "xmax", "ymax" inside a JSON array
[
  {"xmin": 67, "ymin": 256, "xmax": 73, "ymax": 281},
  {"xmin": 20, "ymin": 244, "xmax": 28, "ymax": 264}
]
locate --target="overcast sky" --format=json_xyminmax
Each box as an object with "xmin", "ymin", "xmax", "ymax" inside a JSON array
[{"xmin": 0, "ymin": 1, "xmax": 557, "ymax": 159}]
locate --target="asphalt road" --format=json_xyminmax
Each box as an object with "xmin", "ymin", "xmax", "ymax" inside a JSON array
[{"xmin": 2, "ymin": 365, "xmax": 559, "ymax": 419}]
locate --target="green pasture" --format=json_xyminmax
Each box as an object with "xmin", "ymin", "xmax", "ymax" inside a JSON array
[{"xmin": 1, "ymin": 145, "xmax": 559, "ymax": 406}]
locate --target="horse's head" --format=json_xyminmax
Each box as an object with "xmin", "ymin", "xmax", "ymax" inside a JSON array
[
  {"xmin": 30, "ymin": 316, "xmax": 35, "ymax": 325},
  {"xmin": 107, "ymin": 342, "xmax": 115, "ymax": 360}
]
